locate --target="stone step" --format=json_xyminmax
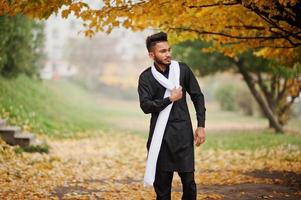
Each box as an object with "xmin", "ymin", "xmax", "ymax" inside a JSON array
[
  {"xmin": 14, "ymin": 133, "xmax": 35, "ymax": 147},
  {"xmin": 0, "ymin": 126, "xmax": 21, "ymax": 145},
  {"xmin": 0, "ymin": 119, "xmax": 6, "ymax": 127}
]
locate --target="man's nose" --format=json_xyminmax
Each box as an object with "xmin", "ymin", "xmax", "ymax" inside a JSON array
[{"xmin": 166, "ymin": 51, "xmax": 171, "ymax": 57}]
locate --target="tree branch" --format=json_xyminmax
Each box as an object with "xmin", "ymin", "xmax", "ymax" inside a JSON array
[
  {"xmin": 242, "ymin": 1, "xmax": 301, "ymax": 30},
  {"xmin": 187, "ymin": 1, "xmax": 240, "ymax": 8},
  {"xmin": 278, "ymin": 95, "xmax": 297, "ymax": 117},
  {"xmin": 168, "ymin": 27, "xmax": 283, "ymax": 40},
  {"xmin": 277, "ymin": 78, "xmax": 288, "ymax": 102},
  {"xmin": 256, "ymin": 72, "xmax": 275, "ymax": 110},
  {"xmin": 167, "ymin": 27, "xmax": 300, "ymax": 47},
  {"xmin": 224, "ymin": 25, "xmax": 266, "ymax": 30},
  {"xmin": 232, "ymin": 58, "xmax": 284, "ymax": 133}
]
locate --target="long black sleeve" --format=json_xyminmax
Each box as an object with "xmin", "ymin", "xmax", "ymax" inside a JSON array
[
  {"xmin": 138, "ymin": 74, "xmax": 172, "ymax": 114},
  {"xmin": 184, "ymin": 64, "xmax": 206, "ymax": 127}
]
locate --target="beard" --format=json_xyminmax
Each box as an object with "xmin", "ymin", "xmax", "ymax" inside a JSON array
[{"xmin": 154, "ymin": 56, "xmax": 171, "ymax": 66}]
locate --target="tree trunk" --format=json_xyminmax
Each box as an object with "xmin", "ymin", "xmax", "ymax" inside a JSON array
[{"xmin": 234, "ymin": 60, "xmax": 284, "ymax": 133}]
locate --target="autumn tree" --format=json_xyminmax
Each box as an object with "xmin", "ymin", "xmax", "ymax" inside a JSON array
[
  {"xmin": 2, "ymin": 0, "xmax": 300, "ymax": 65},
  {"xmin": 2, "ymin": 1, "xmax": 300, "ymax": 49},
  {"xmin": 0, "ymin": 14, "xmax": 45, "ymax": 77},
  {"xmin": 173, "ymin": 40, "xmax": 301, "ymax": 132}
]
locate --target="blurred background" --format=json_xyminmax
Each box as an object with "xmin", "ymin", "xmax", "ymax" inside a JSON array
[{"xmin": 1, "ymin": 13, "xmax": 300, "ymax": 139}]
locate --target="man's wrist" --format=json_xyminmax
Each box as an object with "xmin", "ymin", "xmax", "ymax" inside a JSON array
[
  {"xmin": 163, "ymin": 97, "xmax": 172, "ymax": 105},
  {"xmin": 197, "ymin": 121, "xmax": 205, "ymax": 128}
]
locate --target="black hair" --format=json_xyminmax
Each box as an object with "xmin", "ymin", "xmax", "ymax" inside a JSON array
[{"xmin": 146, "ymin": 31, "xmax": 168, "ymax": 52}]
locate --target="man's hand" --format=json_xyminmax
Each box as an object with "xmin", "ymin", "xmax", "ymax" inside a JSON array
[
  {"xmin": 194, "ymin": 127, "xmax": 205, "ymax": 147},
  {"xmin": 169, "ymin": 86, "xmax": 182, "ymax": 102}
]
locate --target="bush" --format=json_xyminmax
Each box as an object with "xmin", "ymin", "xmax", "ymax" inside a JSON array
[
  {"xmin": 215, "ymin": 84, "xmax": 263, "ymax": 116},
  {"xmin": 15, "ymin": 143, "xmax": 49, "ymax": 154},
  {"xmin": 235, "ymin": 86, "xmax": 258, "ymax": 116},
  {"xmin": 215, "ymin": 84, "xmax": 237, "ymax": 111}
]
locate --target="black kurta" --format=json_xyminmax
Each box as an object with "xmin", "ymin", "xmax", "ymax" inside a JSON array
[{"xmin": 138, "ymin": 61, "xmax": 206, "ymax": 172}]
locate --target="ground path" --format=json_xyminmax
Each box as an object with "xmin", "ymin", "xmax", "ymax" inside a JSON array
[{"xmin": 1, "ymin": 131, "xmax": 300, "ymax": 199}]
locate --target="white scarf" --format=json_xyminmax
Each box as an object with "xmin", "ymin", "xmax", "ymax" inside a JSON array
[{"xmin": 143, "ymin": 60, "xmax": 180, "ymax": 187}]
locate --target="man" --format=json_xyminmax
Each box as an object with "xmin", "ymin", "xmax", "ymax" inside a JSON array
[{"xmin": 137, "ymin": 32, "xmax": 206, "ymax": 200}]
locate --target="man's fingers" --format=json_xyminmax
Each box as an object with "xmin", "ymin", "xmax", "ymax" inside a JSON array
[
  {"xmin": 194, "ymin": 128, "xmax": 206, "ymax": 146},
  {"xmin": 196, "ymin": 138, "xmax": 201, "ymax": 146},
  {"xmin": 195, "ymin": 135, "xmax": 201, "ymax": 146},
  {"xmin": 200, "ymin": 136, "xmax": 205, "ymax": 144},
  {"xmin": 195, "ymin": 134, "xmax": 205, "ymax": 146},
  {"xmin": 197, "ymin": 136, "xmax": 202, "ymax": 144},
  {"xmin": 194, "ymin": 133, "xmax": 198, "ymax": 144}
]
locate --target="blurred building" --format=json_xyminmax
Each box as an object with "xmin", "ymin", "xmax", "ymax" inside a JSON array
[{"xmin": 41, "ymin": 4, "xmax": 153, "ymax": 86}]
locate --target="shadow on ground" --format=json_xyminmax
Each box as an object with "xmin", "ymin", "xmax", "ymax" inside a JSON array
[{"xmin": 51, "ymin": 169, "xmax": 301, "ymax": 200}]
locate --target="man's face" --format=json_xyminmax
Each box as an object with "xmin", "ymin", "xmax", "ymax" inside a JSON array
[{"xmin": 149, "ymin": 41, "xmax": 172, "ymax": 65}]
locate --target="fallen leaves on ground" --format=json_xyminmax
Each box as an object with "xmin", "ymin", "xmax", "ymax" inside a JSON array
[{"xmin": 0, "ymin": 132, "xmax": 300, "ymax": 200}]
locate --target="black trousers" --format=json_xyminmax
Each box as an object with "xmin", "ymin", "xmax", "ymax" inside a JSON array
[{"xmin": 153, "ymin": 169, "xmax": 197, "ymax": 200}]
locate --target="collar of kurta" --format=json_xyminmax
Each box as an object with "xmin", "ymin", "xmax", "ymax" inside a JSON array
[{"xmin": 153, "ymin": 62, "xmax": 170, "ymax": 76}]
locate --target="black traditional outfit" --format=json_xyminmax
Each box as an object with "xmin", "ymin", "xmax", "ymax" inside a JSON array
[{"xmin": 138, "ymin": 61, "xmax": 206, "ymax": 200}]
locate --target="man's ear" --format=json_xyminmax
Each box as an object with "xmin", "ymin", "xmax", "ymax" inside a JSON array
[{"xmin": 148, "ymin": 51, "xmax": 155, "ymax": 60}]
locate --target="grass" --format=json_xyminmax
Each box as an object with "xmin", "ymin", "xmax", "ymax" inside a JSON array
[
  {"xmin": 14, "ymin": 143, "xmax": 50, "ymax": 154},
  {"xmin": 0, "ymin": 75, "xmax": 110, "ymax": 137},
  {"xmin": 201, "ymin": 129, "xmax": 301, "ymax": 151},
  {"xmin": 133, "ymin": 128, "xmax": 301, "ymax": 151}
]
